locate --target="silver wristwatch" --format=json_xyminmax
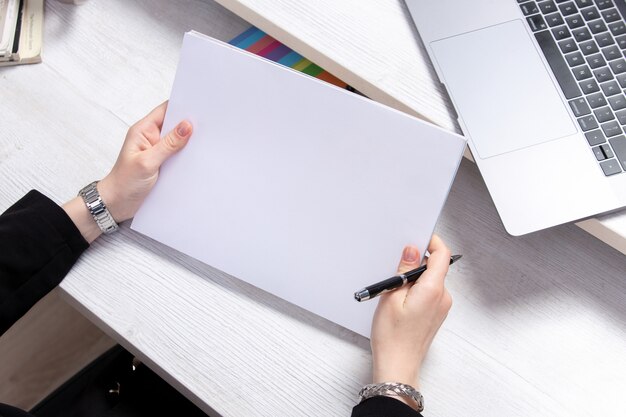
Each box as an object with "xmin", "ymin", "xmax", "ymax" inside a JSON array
[
  {"xmin": 358, "ymin": 382, "xmax": 424, "ymax": 412},
  {"xmin": 78, "ymin": 181, "xmax": 119, "ymax": 234}
]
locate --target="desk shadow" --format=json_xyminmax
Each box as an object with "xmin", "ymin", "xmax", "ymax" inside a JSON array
[
  {"xmin": 124, "ymin": 229, "xmax": 372, "ymax": 352},
  {"xmin": 438, "ymin": 158, "xmax": 626, "ymax": 323}
]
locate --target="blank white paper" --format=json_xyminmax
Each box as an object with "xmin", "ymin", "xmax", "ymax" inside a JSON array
[{"xmin": 131, "ymin": 31, "xmax": 466, "ymax": 338}]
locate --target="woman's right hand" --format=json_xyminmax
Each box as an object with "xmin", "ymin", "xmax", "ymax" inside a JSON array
[{"xmin": 370, "ymin": 235, "xmax": 453, "ymax": 409}]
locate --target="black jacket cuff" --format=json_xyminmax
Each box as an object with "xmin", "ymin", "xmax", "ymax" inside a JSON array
[{"xmin": 351, "ymin": 396, "xmax": 423, "ymax": 417}]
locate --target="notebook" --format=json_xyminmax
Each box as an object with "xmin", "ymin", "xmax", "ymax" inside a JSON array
[{"xmin": 131, "ymin": 31, "xmax": 466, "ymax": 337}]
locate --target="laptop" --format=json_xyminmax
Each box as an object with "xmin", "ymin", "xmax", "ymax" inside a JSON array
[{"xmin": 405, "ymin": 0, "xmax": 626, "ymax": 235}]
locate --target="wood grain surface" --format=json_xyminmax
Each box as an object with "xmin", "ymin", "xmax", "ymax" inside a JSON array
[{"xmin": 0, "ymin": 1, "xmax": 624, "ymax": 417}]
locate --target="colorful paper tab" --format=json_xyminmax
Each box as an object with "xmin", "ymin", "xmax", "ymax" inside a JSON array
[{"xmin": 230, "ymin": 27, "xmax": 350, "ymax": 90}]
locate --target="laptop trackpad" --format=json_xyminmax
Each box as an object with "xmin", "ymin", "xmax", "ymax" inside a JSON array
[{"xmin": 431, "ymin": 20, "xmax": 577, "ymax": 159}]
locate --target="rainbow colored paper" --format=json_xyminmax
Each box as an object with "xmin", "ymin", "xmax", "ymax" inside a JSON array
[{"xmin": 229, "ymin": 26, "xmax": 351, "ymax": 90}]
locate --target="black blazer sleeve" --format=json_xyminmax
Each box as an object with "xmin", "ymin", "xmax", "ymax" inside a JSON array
[
  {"xmin": 352, "ymin": 396, "xmax": 423, "ymax": 417},
  {"xmin": 0, "ymin": 190, "xmax": 89, "ymax": 335}
]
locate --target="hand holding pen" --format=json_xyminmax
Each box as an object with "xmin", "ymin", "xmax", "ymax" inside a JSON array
[
  {"xmin": 355, "ymin": 255, "xmax": 461, "ymax": 301},
  {"xmin": 369, "ymin": 236, "xmax": 454, "ymax": 409}
]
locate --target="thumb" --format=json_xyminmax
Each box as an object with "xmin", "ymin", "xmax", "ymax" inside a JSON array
[
  {"xmin": 150, "ymin": 120, "xmax": 193, "ymax": 166},
  {"xmin": 397, "ymin": 245, "xmax": 420, "ymax": 274},
  {"xmin": 380, "ymin": 245, "xmax": 421, "ymax": 305}
]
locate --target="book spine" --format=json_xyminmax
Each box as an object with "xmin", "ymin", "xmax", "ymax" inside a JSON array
[{"xmin": 10, "ymin": 0, "xmax": 23, "ymax": 59}]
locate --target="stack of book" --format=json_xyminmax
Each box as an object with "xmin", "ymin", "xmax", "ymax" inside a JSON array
[{"xmin": 0, "ymin": 0, "xmax": 43, "ymax": 67}]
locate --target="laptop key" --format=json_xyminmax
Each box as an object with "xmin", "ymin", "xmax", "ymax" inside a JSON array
[
  {"xmin": 595, "ymin": 105, "xmax": 615, "ymax": 122},
  {"xmin": 601, "ymin": 45, "xmax": 621, "ymax": 60},
  {"xmin": 615, "ymin": 109, "xmax": 626, "ymax": 124},
  {"xmin": 600, "ymin": 80, "xmax": 620, "ymax": 96},
  {"xmin": 539, "ymin": 0, "xmax": 558, "ymax": 13},
  {"xmin": 559, "ymin": 1, "xmax": 578, "ymax": 15},
  {"xmin": 582, "ymin": 5, "xmax": 601, "ymax": 20},
  {"xmin": 601, "ymin": 143, "xmax": 615, "ymax": 158},
  {"xmin": 615, "ymin": 35, "xmax": 626, "ymax": 49},
  {"xmin": 609, "ymin": 135, "xmax": 626, "ymax": 169},
  {"xmin": 608, "ymin": 58, "xmax": 626, "ymax": 73},
  {"xmin": 572, "ymin": 64, "xmax": 593, "ymax": 79},
  {"xmin": 580, "ymin": 78, "xmax": 600, "ymax": 93},
  {"xmin": 588, "ymin": 91, "xmax": 608, "ymax": 107},
  {"xmin": 601, "ymin": 8, "xmax": 621, "ymax": 22},
  {"xmin": 586, "ymin": 53, "xmax": 606, "ymax": 68},
  {"xmin": 593, "ymin": 66, "xmax": 613, "ymax": 82},
  {"xmin": 601, "ymin": 120, "xmax": 621, "ymax": 136},
  {"xmin": 608, "ymin": 21, "xmax": 626, "ymax": 36},
  {"xmin": 579, "ymin": 115, "xmax": 600, "ymax": 130},
  {"xmin": 535, "ymin": 30, "xmax": 583, "ymax": 98},
  {"xmin": 589, "ymin": 19, "xmax": 608, "ymax": 34},
  {"xmin": 552, "ymin": 25, "xmax": 572, "ymax": 40},
  {"xmin": 573, "ymin": 27, "xmax": 592, "ymax": 42},
  {"xmin": 580, "ymin": 39, "xmax": 599, "ymax": 55},
  {"xmin": 600, "ymin": 159, "xmax": 622, "ymax": 175},
  {"xmin": 521, "ymin": 1, "xmax": 540, "ymax": 15},
  {"xmin": 575, "ymin": 0, "xmax": 592, "ymax": 6},
  {"xmin": 545, "ymin": 12, "xmax": 565, "ymax": 26},
  {"xmin": 566, "ymin": 51, "xmax": 585, "ymax": 66},
  {"xmin": 595, "ymin": 0, "xmax": 615, "ymax": 10},
  {"xmin": 594, "ymin": 32, "xmax": 614, "ymax": 47},
  {"xmin": 616, "ymin": 73, "xmax": 626, "ymax": 87},
  {"xmin": 527, "ymin": 14, "xmax": 548, "ymax": 31},
  {"xmin": 565, "ymin": 14, "xmax": 585, "ymax": 28},
  {"xmin": 585, "ymin": 128, "xmax": 606, "ymax": 144},
  {"xmin": 608, "ymin": 94, "xmax": 626, "ymax": 110},
  {"xmin": 593, "ymin": 145, "xmax": 608, "ymax": 160},
  {"xmin": 569, "ymin": 97, "xmax": 592, "ymax": 115}
]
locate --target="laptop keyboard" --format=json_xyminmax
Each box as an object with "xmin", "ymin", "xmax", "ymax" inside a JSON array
[{"xmin": 519, "ymin": 0, "xmax": 626, "ymax": 176}]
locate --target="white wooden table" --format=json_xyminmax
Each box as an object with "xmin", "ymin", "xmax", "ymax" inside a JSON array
[{"xmin": 1, "ymin": 1, "xmax": 625, "ymax": 416}]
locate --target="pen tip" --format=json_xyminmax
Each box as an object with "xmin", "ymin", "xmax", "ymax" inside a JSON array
[{"xmin": 451, "ymin": 254, "xmax": 462, "ymax": 263}]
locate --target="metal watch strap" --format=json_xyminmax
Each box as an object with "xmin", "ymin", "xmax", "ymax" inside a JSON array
[
  {"xmin": 78, "ymin": 181, "xmax": 119, "ymax": 234},
  {"xmin": 358, "ymin": 382, "xmax": 424, "ymax": 412}
]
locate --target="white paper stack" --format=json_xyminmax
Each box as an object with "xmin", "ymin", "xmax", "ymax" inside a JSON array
[{"xmin": 132, "ymin": 32, "xmax": 467, "ymax": 337}]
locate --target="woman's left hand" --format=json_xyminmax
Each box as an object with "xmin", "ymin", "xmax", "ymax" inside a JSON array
[
  {"xmin": 64, "ymin": 101, "xmax": 193, "ymax": 242},
  {"xmin": 98, "ymin": 101, "xmax": 193, "ymax": 223}
]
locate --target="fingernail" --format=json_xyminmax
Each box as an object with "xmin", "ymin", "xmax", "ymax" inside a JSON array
[
  {"xmin": 402, "ymin": 246, "xmax": 418, "ymax": 263},
  {"xmin": 176, "ymin": 121, "xmax": 191, "ymax": 137}
]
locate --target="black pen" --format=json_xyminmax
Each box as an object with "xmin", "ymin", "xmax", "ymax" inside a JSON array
[{"xmin": 354, "ymin": 255, "xmax": 462, "ymax": 302}]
